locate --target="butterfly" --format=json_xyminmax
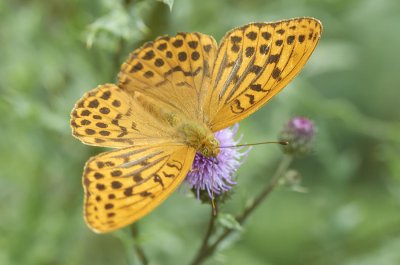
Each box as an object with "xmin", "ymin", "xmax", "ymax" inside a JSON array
[{"xmin": 70, "ymin": 17, "xmax": 322, "ymax": 233}]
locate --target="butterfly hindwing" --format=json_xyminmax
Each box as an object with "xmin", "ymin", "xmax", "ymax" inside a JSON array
[
  {"xmin": 118, "ymin": 32, "xmax": 218, "ymax": 121},
  {"xmin": 84, "ymin": 144, "xmax": 196, "ymax": 233},
  {"xmin": 206, "ymin": 17, "xmax": 322, "ymax": 131}
]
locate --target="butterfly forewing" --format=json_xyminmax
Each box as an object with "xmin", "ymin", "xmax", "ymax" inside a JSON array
[
  {"xmin": 71, "ymin": 84, "xmax": 183, "ymax": 148},
  {"xmin": 206, "ymin": 18, "xmax": 322, "ymax": 131},
  {"xmin": 84, "ymin": 144, "xmax": 196, "ymax": 233},
  {"xmin": 118, "ymin": 32, "xmax": 218, "ymax": 121}
]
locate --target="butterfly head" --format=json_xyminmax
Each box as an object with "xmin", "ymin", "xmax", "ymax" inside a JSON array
[{"xmin": 199, "ymin": 136, "xmax": 220, "ymax": 158}]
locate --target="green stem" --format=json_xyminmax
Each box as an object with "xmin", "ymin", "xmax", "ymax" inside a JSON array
[
  {"xmin": 113, "ymin": 229, "xmax": 136, "ymax": 265},
  {"xmin": 113, "ymin": 224, "xmax": 149, "ymax": 265},
  {"xmin": 130, "ymin": 224, "xmax": 149, "ymax": 265},
  {"xmin": 236, "ymin": 155, "xmax": 293, "ymax": 224},
  {"xmin": 189, "ymin": 155, "xmax": 293, "ymax": 265},
  {"xmin": 194, "ymin": 203, "xmax": 218, "ymax": 262}
]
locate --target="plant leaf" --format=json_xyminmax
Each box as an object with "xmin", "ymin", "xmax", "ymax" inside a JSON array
[{"xmin": 217, "ymin": 213, "xmax": 242, "ymax": 232}]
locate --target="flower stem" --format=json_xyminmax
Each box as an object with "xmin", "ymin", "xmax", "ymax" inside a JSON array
[
  {"xmin": 236, "ymin": 155, "xmax": 293, "ymax": 223},
  {"xmin": 195, "ymin": 203, "xmax": 218, "ymax": 259},
  {"xmin": 130, "ymin": 224, "xmax": 149, "ymax": 265},
  {"xmin": 189, "ymin": 155, "xmax": 293, "ymax": 265}
]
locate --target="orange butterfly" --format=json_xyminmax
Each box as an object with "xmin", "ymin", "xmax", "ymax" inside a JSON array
[{"xmin": 70, "ymin": 17, "xmax": 322, "ymax": 233}]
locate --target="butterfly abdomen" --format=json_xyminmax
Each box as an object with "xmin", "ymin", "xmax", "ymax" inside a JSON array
[{"xmin": 135, "ymin": 94, "xmax": 180, "ymax": 127}]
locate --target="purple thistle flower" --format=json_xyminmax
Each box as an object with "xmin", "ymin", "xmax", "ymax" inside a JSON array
[
  {"xmin": 185, "ymin": 124, "xmax": 250, "ymax": 201},
  {"xmin": 279, "ymin": 116, "xmax": 316, "ymax": 155}
]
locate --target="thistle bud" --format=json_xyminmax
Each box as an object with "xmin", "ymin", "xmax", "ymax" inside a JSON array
[{"xmin": 279, "ymin": 117, "xmax": 315, "ymax": 156}]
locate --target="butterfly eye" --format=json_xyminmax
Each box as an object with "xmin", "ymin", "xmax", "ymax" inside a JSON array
[{"xmin": 201, "ymin": 147, "xmax": 209, "ymax": 157}]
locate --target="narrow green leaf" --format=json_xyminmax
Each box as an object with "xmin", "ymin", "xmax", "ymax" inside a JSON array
[{"xmin": 217, "ymin": 213, "xmax": 243, "ymax": 231}]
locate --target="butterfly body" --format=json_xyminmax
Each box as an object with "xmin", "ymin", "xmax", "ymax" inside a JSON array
[
  {"xmin": 134, "ymin": 93, "xmax": 219, "ymax": 156},
  {"xmin": 71, "ymin": 17, "xmax": 322, "ymax": 233}
]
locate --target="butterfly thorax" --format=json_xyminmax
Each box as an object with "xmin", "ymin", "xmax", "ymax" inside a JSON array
[
  {"xmin": 135, "ymin": 94, "xmax": 220, "ymax": 157},
  {"xmin": 177, "ymin": 121, "xmax": 220, "ymax": 158}
]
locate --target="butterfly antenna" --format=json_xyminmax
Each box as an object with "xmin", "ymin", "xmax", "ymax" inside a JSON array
[{"xmin": 219, "ymin": 141, "xmax": 288, "ymax": 148}]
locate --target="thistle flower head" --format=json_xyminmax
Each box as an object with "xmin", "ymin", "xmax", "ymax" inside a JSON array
[
  {"xmin": 185, "ymin": 124, "xmax": 250, "ymax": 201},
  {"xmin": 279, "ymin": 116, "xmax": 315, "ymax": 155}
]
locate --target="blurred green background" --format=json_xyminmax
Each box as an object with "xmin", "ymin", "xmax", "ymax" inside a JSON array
[{"xmin": 1, "ymin": 0, "xmax": 400, "ymax": 264}]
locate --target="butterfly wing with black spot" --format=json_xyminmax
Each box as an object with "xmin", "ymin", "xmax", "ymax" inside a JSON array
[
  {"xmin": 71, "ymin": 84, "xmax": 183, "ymax": 148},
  {"xmin": 205, "ymin": 17, "xmax": 322, "ymax": 131},
  {"xmin": 118, "ymin": 32, "xmax": 218, "ymax": 121},
  {"xmin": 84, "ymin": 144, "xmax": 196, "ymax": 233}
]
